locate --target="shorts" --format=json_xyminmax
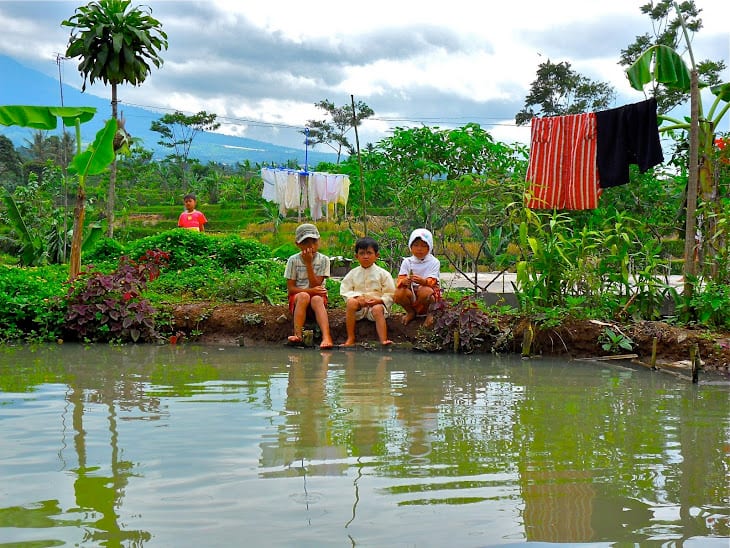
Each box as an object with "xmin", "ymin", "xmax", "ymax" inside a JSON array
[{"xmin": 355, "ymin": 305, "xmax": 389, "ymax": 322}]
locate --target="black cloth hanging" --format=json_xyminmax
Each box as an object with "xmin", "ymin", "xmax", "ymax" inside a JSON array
[{"xmin": 595, "ymin": 97, "xmax": 664, "ymax": 188}]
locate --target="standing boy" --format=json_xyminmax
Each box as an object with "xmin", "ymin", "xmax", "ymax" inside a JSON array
[
  {"xmin": 284, "ymin": 223, "xmax": 334, "ymax": 349},
  {"xmin": 178, "ymin": 193, "xmax": 207, "ymax": 232},
  {"xmin": 340, "ymin": 237, "xmax": 395, "ymax": 346}
]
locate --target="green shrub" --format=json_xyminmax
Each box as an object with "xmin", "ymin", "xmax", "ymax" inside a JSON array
[
  {"xmin": 208, "ymin": 259, "xmax": 286, "ymax": 304},
  {"xmin": 83, "ymin": 237, "xmax": 125, "ymax": 265},
  {"xmin": 64, "ymin": 255, "xmax": 165, "ymax": 343},
  {"xmin": 149, "ymin": 265, "xmax": 226, "ymax": 299},
  {"xmin": 125, "ymin": 229, "xmax": 215, "ymax": 271},
  {"xmin": 215, "ymin": 235, "xmax": 271, "ymax": 270},
  {"xmin": 0, "ymin": 264, "xmax": 67, "ymax": 341},
  {"xmin": 271, "ymin": 243, "xmax": 299, "ymax": 261}
]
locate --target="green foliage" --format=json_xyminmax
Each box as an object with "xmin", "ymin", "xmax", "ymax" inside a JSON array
[
  {"xmin": 271, "ymin": 242, "xmax": 299, "ymax": 261},
  {"xmin": 516, "ymin": 59, "xmax": 616, "ymax": 125},
  {"xmin": 63, "ymin": 254, "xmax": 166, "ymax": 343},
  {"xmin": 83, "ymin": 236, "xmax": 125, "ymax": 265},
  {"xmin": 0, "ymin": 265, "xmax": 67, "ymax": 341},
  {"xmin": 305, "ymin": 99, "xmax": 374, "ymax": 163},
  {"xmin": 125, "ymin": 228, "xmax": 215, "ymax": 270},
  {"xmin": 206, "ymin": 259, "xmax": 286, "ymax": 304},
  {"xmin": 419, "ymin": 297, "xmax": 500, "ymax": 354},
  {"xmin": 214, "ymin": 234, "xmax": 271, "ymax": 270},
  {"xmin": 599, "ymin": 328, "xmax": 635, "ymax": 354},
  {"xmin": 149, "ymin": 265, "xmax": 226, "ymax": 300},
  {"xmin": 672, "ymin": 279, "xmax": 730, "ymax": 330},
  {"xmin": 62, "ymin": 0, "xmax": 168, "ymax": 91}
]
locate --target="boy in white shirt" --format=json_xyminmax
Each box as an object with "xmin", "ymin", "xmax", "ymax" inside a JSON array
[{"xmin": 339, "ymin": 237, "xmax": 396, "ymax": 346}]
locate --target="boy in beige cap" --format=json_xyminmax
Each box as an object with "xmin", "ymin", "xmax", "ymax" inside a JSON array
[{"xmin": 284, "ymin": 223, "xmax": 333, "ymax": 348}]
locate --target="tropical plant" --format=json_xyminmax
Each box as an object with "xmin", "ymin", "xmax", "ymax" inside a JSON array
[
  {"xmin": 598, "ymin": 327, "xmax": 635, "ymax": 354},
  {"xmin": 0, "ymin": 105, "xmax": 116, "ymax": 279},
  {"xmin": 64, "ymin": 253, "xmax": 166, "ymax": 342},
  {"xmin": 63, "ymin": 0, "xmax": 168, "ymax": 237},
  {"xmin": 623, "ymin": 1, "xmax": 729, "ymax": 283}
]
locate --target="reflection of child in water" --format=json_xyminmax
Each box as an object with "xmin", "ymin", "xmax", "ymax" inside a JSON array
[
  {"xmin": 393, "ymin": 229, "xmax": 441, "ymax": 325},
  {"xmin": 177, "ymin": 193, "xmax": 207, "ymax": 232}
]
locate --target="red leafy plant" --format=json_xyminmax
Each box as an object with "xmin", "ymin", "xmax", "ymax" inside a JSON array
[{"xmin": 64, "ymin": 250, "xmax": 169, "ymax": 342}]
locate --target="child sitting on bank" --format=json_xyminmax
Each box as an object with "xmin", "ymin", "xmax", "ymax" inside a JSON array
[
  {"xmin": 284, "ymin": 223, "xmax": 334, "ymax": 349},
  {"xmin": 393, "ymin": 228, "xmax": 441, "ymax": 325},
  {"xmin": 339, "ymin": 237, "xmax": 396, "ymax": 347},
  {"xmin": 178, "ymin": 193, "xmax": 207, "ymax": 232}
]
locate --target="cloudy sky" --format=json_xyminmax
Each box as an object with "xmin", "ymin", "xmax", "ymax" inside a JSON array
[{"xmin": 1, "ymin": 0, "xmax": 728, "ymax": 150}]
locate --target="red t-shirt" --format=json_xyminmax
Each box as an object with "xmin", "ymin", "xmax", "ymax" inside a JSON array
[{"xmin": 178, "ymin": 209, "xmax": 207, "ymax": 231}]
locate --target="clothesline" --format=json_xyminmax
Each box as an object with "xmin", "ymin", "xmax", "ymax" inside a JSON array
[{"xmin": 260, "ymin": 167, "xmax": 351, "ymax": 221}]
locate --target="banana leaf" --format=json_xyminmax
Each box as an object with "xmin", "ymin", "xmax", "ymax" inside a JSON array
[
  {"xmin": 0, "ymin": 105, "xmax": 96, "ymax": 129},
  {"xmin": 626, "ymin": 45, "xmax": 691, "ymax": 92}
]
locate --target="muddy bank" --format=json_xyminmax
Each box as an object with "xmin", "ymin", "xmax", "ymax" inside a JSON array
[{"xmin": 167, "ymin": 302, "xmax": 730, "ymax": 377}]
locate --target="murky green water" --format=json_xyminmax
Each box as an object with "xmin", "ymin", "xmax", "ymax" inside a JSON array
[{"xmin": 0, "ymin": 344, "xmax": 728, "ymax": 547}]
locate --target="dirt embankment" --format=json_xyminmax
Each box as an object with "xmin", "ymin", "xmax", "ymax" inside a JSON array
[{"xmin": 168, "ymin": 302, "xmax": 730, "ymax": 377}]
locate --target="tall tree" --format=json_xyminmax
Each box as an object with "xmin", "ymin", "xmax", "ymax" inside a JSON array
[
  {"xmin": 305, "ymin": 99, "xmax": 374, "ymax": 164},
  {"xmin": 0, "ymin": 134, "xmax": 23, "ymax": 190},
  {"xmin": 63, "ymin": 0, "xmax": 167, "ymax": 237},
  {"xmin": 619, "ymin": 0, "xmax": 725, "ymax": 115},
  {"xmin": 150, "ymin": 110, "xmax": 220, "ymax": 187},
  {"xmin": 515, "ymin": 60, "xmax": 616, "ymax": 125}
]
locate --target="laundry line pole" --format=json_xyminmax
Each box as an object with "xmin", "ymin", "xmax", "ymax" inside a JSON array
[{"xmin": 351, "ymin": 94, "xmax": 367, "ymax": 235}]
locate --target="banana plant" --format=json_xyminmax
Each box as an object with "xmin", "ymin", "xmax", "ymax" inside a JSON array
[
  {"xmin": 625, "ymin": 13, "xmax": 730, "ymax": 280},
  {"xmin": 0, "ymin": 105, "xmax": 116, "ymax": 279}
]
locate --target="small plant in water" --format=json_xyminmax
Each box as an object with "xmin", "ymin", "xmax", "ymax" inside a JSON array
[{"xmin": 599, "ymin": 327, "xmax": 634, "ymax": 354}]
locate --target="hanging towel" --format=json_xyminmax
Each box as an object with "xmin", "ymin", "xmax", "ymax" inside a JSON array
[
  {"xmin": 525, "ymin": 112, "xmax": 601, "ymax": 210},
  {"xmin": 596, "ymin": 97, "xmax": 664, "ymax": 188}
]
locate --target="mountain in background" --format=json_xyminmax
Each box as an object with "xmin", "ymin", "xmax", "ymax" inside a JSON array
[{"xmin": 0, "ymin": 55, "xmax": 338, "ymax": 167}]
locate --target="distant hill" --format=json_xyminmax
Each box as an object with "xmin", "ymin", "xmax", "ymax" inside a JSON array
[{"xmin": 0, "ymin": 55, "xmax": 338, "ymax": 167}]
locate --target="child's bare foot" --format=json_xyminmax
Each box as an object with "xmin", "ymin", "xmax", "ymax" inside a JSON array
[
  {"xmin": 402, "ymin": 311, "xmax": 416, "ymax": 325},
  {"xmin": 339, "ymin": 339, "xmax": 357, "ymax": 347},
  {"xmin": 319, "ymin": 338, "xmax": 334, "ymax": 349},
  {"xmin": 288, "ymin": 334, "xmax": 303, "ymax": 344},
  {"xmin": 423, "ymin": 315, "xmax": 434, "ymax": 328},
  {"xmin": 381, "ymin": 339, "xmax": 393, "ymax": 346}
]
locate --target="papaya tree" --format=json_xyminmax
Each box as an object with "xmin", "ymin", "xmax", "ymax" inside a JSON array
[
  {"xmin": 63, "ymin": 0, "xmax": 167, "ymax": 237},
  {"xmin": 0, "ymin": 105, "xmax": 116, "ymax": 279}
]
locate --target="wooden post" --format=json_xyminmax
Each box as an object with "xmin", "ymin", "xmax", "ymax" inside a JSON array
[
  {"xmin": 691, "ymin": 343, "xmax": 700, "ymax": 384},
  {"xmin": 453, "ymin": 330, "xmax": 460, "ymax": 353},
  {"xmin": 522, "ymin": 323, "xmax": 534, "ymax": 359},
  {"xmin": 650, "ymin": 337, "xmax": 658, "ymax": 369}
]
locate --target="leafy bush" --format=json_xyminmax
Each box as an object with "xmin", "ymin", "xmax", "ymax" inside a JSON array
[
  {"xmin": 207, "ymin": 259, "xmax": 286, "ymax": 304},
  {"xmin": 215, "ymin": 235, "xmax": 271, "ymax": 270},
  {"xmin": 82, "ymin": 236, "xmax": 125, "ymax": 265},
  {"xmin": 418, "ymin": 296, "xmax": 500, "ymax": 353},
  {"xmin": 125, "ymin": 229, "xmax": 215, "ymax": 271},
  {"xmin": 149, "ymin": 265, "xmax": 226, "ymax": 299},
  {"xmin": 64, "ymin": 254, "xmax": 167, "ymax": 343},
  {"xmin": 0, "ymin": 264, "xmax": 67, "ymax": 341},
  {"xmin": 271, "ymin": 242, "xmax": 299, "ymax": 261}
]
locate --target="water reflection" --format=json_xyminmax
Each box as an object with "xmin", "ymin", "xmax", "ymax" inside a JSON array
[{"xmin": 0, "ymin": 344, "xmax": 728, "ymax": 546}]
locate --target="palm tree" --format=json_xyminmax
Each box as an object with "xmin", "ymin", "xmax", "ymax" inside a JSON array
[{"xmin": 62, "ymin": 0, "xmax": 167, "ymax": 237}]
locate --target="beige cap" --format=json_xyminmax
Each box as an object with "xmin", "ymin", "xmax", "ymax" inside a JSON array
[{"xmin": 295, "ymin": 223, "xmax": 321, "ymax": 243}]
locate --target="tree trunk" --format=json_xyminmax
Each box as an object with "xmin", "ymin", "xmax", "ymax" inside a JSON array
[
  {"xmin": 69, "ymin": 184, "xmax": 86, "ymax": 280},
  {"xmin": 106, "ymin": 84, "xmax": 118, "ymax": 238}
]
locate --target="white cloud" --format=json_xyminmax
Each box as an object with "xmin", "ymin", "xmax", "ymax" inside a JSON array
[{"xmin": 1, "ymin": 0, "xmax": 728, "ymax": 146}]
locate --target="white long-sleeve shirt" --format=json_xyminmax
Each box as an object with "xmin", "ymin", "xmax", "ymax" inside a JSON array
[{"xmin": 339, "ymin": 264, "xmax": 395, "ymax": 312}]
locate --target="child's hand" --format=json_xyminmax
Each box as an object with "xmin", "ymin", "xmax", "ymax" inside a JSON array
[
  {"xmin": 311, "ymin": 285, "xmax": 327, "ymax": 296},
  {"xmin": 301, "ymin": 248, "xmax": 315, "ymax": 264}
]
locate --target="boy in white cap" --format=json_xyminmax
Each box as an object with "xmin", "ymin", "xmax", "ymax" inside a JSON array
[
  {"xmin": 284, "ymin": 223, "xmax": 334, "ymax": 348},
  {"xmin": 393, "ymin": 228, "xmax": 441, "ymax": 325}
]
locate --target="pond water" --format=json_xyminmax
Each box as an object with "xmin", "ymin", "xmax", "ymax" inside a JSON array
[{"xmin": 0, "ymin": 344, "xmax": 728, "ymax": 547}]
